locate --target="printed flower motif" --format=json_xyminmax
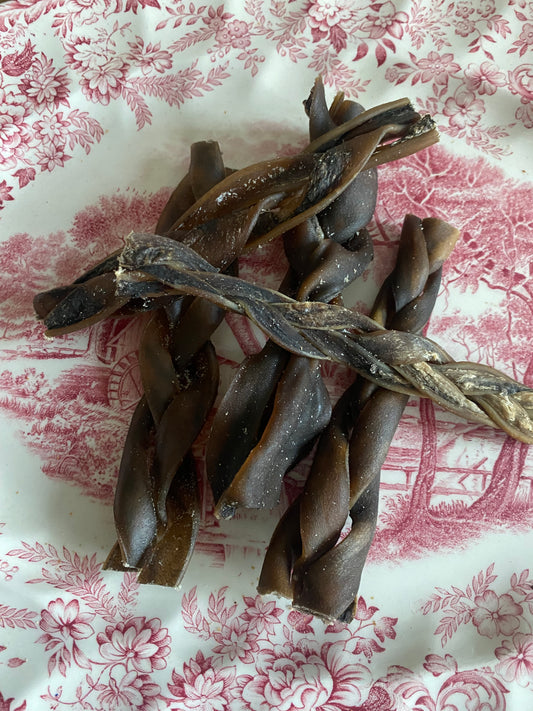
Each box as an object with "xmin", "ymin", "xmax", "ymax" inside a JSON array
[
  {"xmin": 39, "ymin": 598, "xmax": 94, "ymax": 641},
  {"xmin": 97, "ymin": 616, "xmax": 171, "ymax": 673},
  {"xmin": 495, "ymin": 633, "xmax": 533, "ymax": 686},
  {"xmin": 519, "ymin": 22, "xmax": 533, "ymax": 46},
  {"xmin": 353, "ymin": 636, "xmax": 385, "ymax": 660},
  {"xmin": 360, "ymin": 1, "xmax": 408, "ymax": 40},
  {"xmin": 373, "ymin": 616, "xmax": 397, "ymax": 643},
  {"xmin": 443, "ymin": 89, "xmax": 485, "ymax": 130},
  {"xmin": 215, "ymin": 20, "xmax": 252, "ymax": 50},
  {"xmin": 241, "ymin": 640, "xmax": 372, "ymax": 710},
  {"xmin": 98, "ymin": 669, "xmax": 160, "ymax": 710},
  {"xmin": 240, "ymin": 596, "xmax": 283, "ymax": 635},
  {"xmin": 212, "ymin": 618, "xmax": 259, "ymax": 663},
  {"xmin": 65, "ymin": 38, "xmax": 129, "ymax": 105},
  {"xmin": 471, "ymin": 590, "xmax": 522, "ymax": 638},
  {"xmin": 37, "ymin": 598, "xmax": 94, "ymax": 676},
  {"xmin": 416, "ymin": 52, "xmax": 461, "ymax": 84},
  {"xmin": 36, "ymin": 142, "xmax": 71, "ymax": 172},
  {"xmin": 455, "ymin": 19, "xmax": 476, "ymax": 37},
  {"xmin": 57, "ymin": 0, "xmax": 111, "ymax": 29},
  {"xmin": 354, "ymin": 597, "xmax": 378, "ymax": 621},
  {"xmin": 127, "ymin": 37, "xmax": 172, "ymax": 74},
  {"xmin": 287, "ymin": 609, "xmax": 314, "ymax": 634},
  {"xmin": 455, "ymin": 0, "xmax": 475, "ymax": 18},
  {"xmin": 33, "ymin": 112, "xmax": 70, "ymax": 143},
  {"xmin": 307, "ymin": 0, "xmax": 353, "ymax": 31},
  {"xmin": 384, "ymin": 66, "xmax": 399, "ymax": 82},
  {"xmin": 464, "ymin": 62, "xmax": 506, "ymax": 95},
  {"xmin": 0, "ymin": 93, "xmax": 31, "ymax": 169},
  {"xmin": 19, "ymin": 55, "xmax": 70, "ymax": 111},
  {"xmin": 202, "ymin": 4, "xmax": 232, "ymax": 32},
  {"xmin": 477, "ymin": 0, "xmax": 496, "ymax": 17},
  {"xmin": 168, "ymin": 651, "xmax": 236, "ymax": 711}
]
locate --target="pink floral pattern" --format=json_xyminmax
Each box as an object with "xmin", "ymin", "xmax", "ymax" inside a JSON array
[
  {"xmin": 38, "ymin": 598, "xmax": 94, "ymax": 676},
  {"xmin": 496, "ymin": 633, "xmax": 533, "ymax": 686},
  {"xmin": 3, "ymin": 538, "xmax": 533, "ymax": 709},
  {"xmin": 471, "ymin": 590, "xmax": 523, "ymax": 638},
  {"xmin": 97, "ymin": 617, "xmax": 171, "ymax": 672},
  {"xmin": 0, "ymin": 0, "xmax": 532, "ymax": 209}
]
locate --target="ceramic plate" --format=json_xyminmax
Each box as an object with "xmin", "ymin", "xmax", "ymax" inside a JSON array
[{"xmin": 1, "ymin": 1, "xmax": 533, "ymax": 709}]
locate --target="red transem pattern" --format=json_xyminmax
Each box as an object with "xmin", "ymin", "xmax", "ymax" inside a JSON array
[{"xmin": 1, "ymin": 145, "xmax": 533, "ymax": 558}]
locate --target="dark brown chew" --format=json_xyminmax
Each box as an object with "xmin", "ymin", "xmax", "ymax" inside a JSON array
[
  {"xmin": 35, "ymin": 90, "xmax": 437, "ymax": 336},
  {"xmin": 33, "ymin": 142, "xmax": 240, "ymax": 336},
  {"xmin": 107, "ymin": 138, "xmax": 285, "ymax": 584},
  {"xmin": 258, "ymin": 215, "xmax": 458, "ymax": 620},
  {"xmin": 136, "ymin": 452, "xmax": 200, "ymax": 586},
  {"xmin": 207, "ymin": 87, "xmax": 380, "ymax": 520},
  {"xmin": 207, "ymin": 215, "xmax": 373, "ymax": 520},
  {"xmin": 206, "ymin": 340, "xmax": 290, "ymax": 505},
  {"xmin": 104, "ymin": 143, "xmax": 229, "ymax": 582},
  {"xmin": 305, "ymin": 77, "xmax": 378, "ymax": 244},
  {"xmin": 167, "ymin": 96, "xmax": 436, "ymax": 249},
  {"xmin": 117, "ymin": 230, "xmax": 533, "ymax": 443},
  {"xmin": 214, "ymin": 355, "xmax": 331, "ymax": 519},
  {"xmin": 36, "ymin": 81, "xmax": 533, "ymax": 611}
]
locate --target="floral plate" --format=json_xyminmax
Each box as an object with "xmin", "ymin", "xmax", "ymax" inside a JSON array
[{"xmin": 1, "ymin": 1, "xmax": 533, "ymax": 709}]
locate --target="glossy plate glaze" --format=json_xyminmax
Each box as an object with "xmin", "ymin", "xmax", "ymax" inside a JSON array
[{"xmin": 1, "ymin": 1, "xmax": 533, "ymax": 709}]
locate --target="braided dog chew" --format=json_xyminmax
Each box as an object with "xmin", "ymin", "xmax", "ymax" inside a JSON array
[
  {"xmin": 207, "ymin": 88, "xmax": 378, "ymax": 519},
  {"xmin": 104, "ymin": 142, "xmax": 228, "ymax": 578},
  {"xmin": 257, "ymin": 214, "xmax": 455, "ymax": 620},
  {"xmin": 35, "ymin": 88, "xmax": 437, "ymax": 337},
  {"xmin": 117, "ymin": 231, "xmax": 533, "ymax": 445},
  {"xmin": 106, "ymin": 143, "xmax": 271, "ymax": 584}
]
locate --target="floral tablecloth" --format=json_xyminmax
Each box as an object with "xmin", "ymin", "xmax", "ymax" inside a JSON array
[{"xmin": 1, "ymin": 1, "xmax": 533, "ymax": 709}]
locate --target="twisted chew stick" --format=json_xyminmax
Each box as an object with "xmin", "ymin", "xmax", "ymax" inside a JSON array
[
  {"xmin": 35, "ymin": 90, "xmax": 437, "ymax": 337},
  {"xmin": 208, "ymin": 215, "xmax": 373, "ymax": 519},
  {"xmin": 207, "ymin": 89, "xmax": 379, "ymax": 519},
  {"xmin": 117, "ymin": 232, "xmax": 533, "ymax": 444},
  {"xmin": 258, "ymin": 215, "xmax": 454, "ymax": 620},
  {"xmin": 105, "ymin": 143, "xmax": 228, "ymax": 577},
  {"xmin": 209, "ymin": 218, "xmax": 375, "ymax": 518},
  {"xmin": 106, "ymin": 143, "xmax": 267, "ymax": 583},
  {"xmin": 305, "ymin": 77, "xmax": 378, "ymax": 244}
]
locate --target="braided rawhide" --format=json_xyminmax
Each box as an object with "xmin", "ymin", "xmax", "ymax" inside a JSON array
[
  {"xmin": 117, "ymin": 231, "xmax": 533, "ymax": 445},
  {"xmin": 206, "ymin": 87, "xmax": 378, "ymax": 520},
  {"xmin": 34, "ymin": 79, "xmax": 532, "ymax": 608},
  {"xmin": 257, "ymin": 213, "xmax": 452, "ymax": 620},
  {"xmin": 104, "ymin": 142, "xmax": 276, "ymax": 582},
  {"xmin": 103, "ymin": 141, "xmax": 234, "ymax": 582},
  {"xmin": 35, "ymin": 93, "xmax": 436, "ymax": 337}
]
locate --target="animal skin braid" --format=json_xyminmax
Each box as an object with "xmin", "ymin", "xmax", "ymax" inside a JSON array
[
  {"xmin": 207, "ymin": 82, "xmax": 377, "ymax": 520},
  {"xmin": 258, "ymin": 214, "xmax": 457, "ymax": 620},
  {"xmin": 117, "ymin": 232, "xmax": 533, "ymax": 445}
]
